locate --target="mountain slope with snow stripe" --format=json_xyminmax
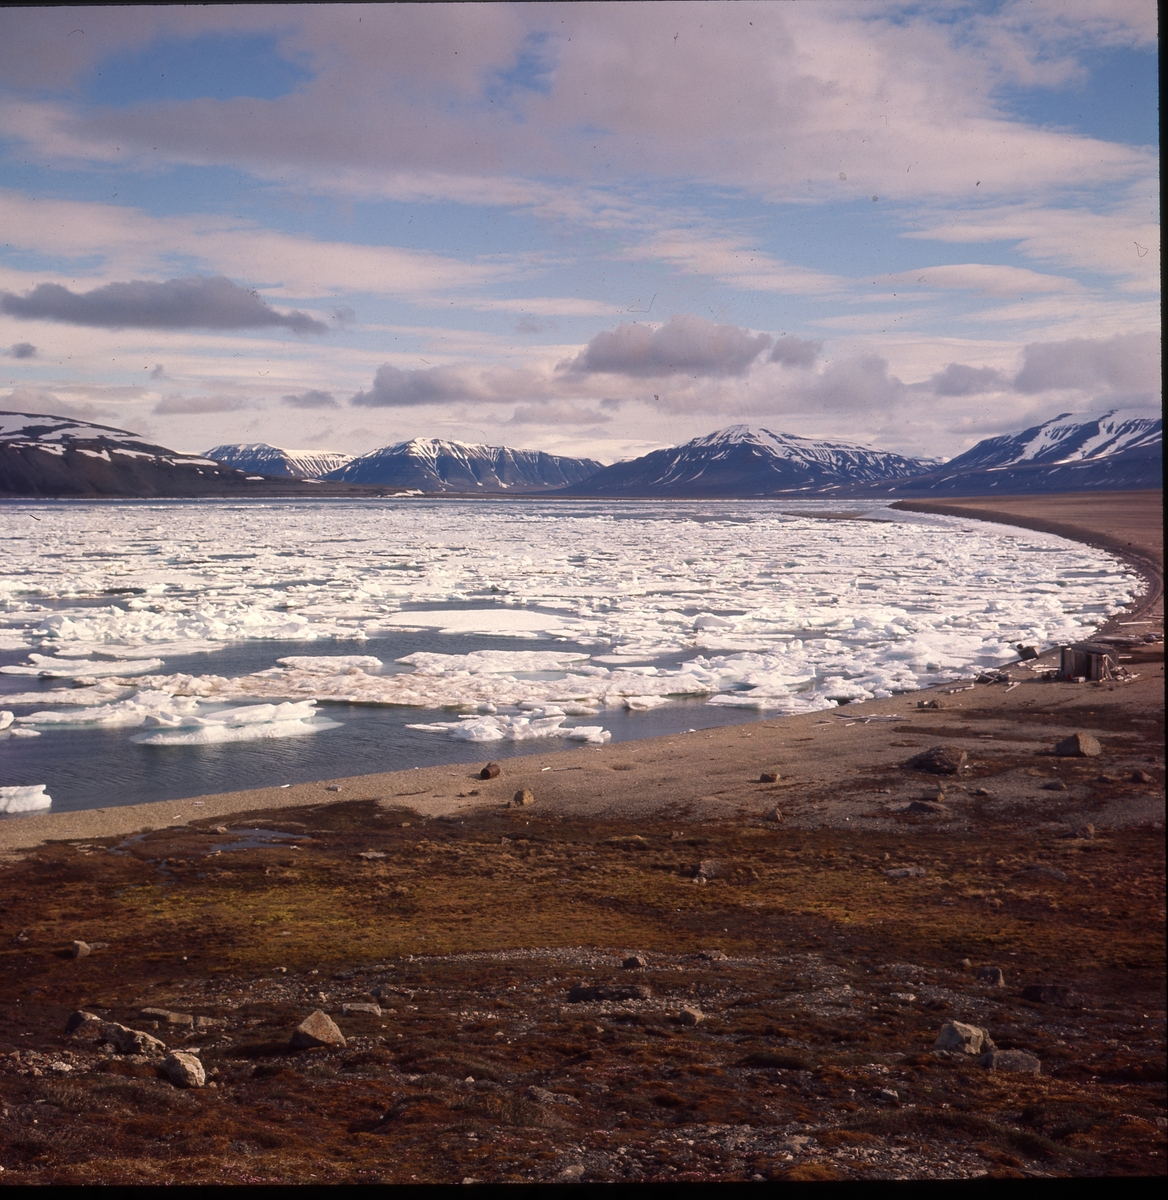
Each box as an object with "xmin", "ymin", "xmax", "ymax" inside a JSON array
[{"xmin": 205, "ymin": 443, "xmax": 353, "ymax": 479}]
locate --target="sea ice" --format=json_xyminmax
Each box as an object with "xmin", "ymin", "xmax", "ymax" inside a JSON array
[
  {"xmin": 0, "ymin": 499, "xmax": 1138, "ymax": 753},
  {"xmin": 0, "ymin": 785, "xmax": 52, "ymax": 813}
]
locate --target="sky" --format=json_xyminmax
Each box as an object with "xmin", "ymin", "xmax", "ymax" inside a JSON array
[{"xmin": 0, "ymin": 1, "xmax": 1158, "ymax": 463}]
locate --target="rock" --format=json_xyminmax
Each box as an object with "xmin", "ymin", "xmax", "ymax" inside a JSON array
[
  {"xmin": 480, "ymin": 762, "xmax": 501, "ymax": 780},
  {"xmin": 512, "ymin": 789, "xmax": 534, "ymax": 807},
  {"xmin": 358, "ymin": 850, "xmax": 387, "ymax": 860},
  {"xmin": 979, "ymin": 1049, "xmax": 1040, "ymax": 1074},
  {"xmin": 1077, "ymin": 823, "xmax": 1095, "ymax": 839},
  {"xmin": 567, "ymin": 983, "xmax": 652, "ymax": 1003},
  {"xmin": 973, "ymin": 787, "xmax": 992, "ymax": 797},
  {"xmin": 698, "ymin": 948, "xmax": 728, "ymax": 961},
  {"xmin": 917, "ymin": 698, "xmax": 945, "ymax": 709},
  {"xmin": 140, "ymin": 1007, "xmax": 195, "ymax": 1027},
  {"xmin": 289, "ymin": 1009, "xmax": 347, "ymax": 1049},
  {"xmin": 1018, "ymin": 863, "xmax": 1069, "ymax": 883},
  {"xmin": 905, "ymin": 746, "xmax": 967, "ymax": 775},
  {"xmin": 693, "ymin": 859, "xmax": 726, "ymax": 883},
  {"xmin": 759, "ymin": 771, "xmax": 779, "ymax": 783},
  {"xmin": 678, "ymin": 1006, "xmax": 705, "ymax": 1026},
  {"xmin": 557, "ymin": 1163, "xmax": 585, "ymax": 1182},
  {"xmin": 1016, "ymin": 645, "xmax": 1039, "ymax": 661},
  {"xmin": 883, "ymin": 866, "xmax": 926, "ymax": 878},
  {"xmin": 878, "ymin": 1087, "xmax": 900, "ymax": 1102},
  {"xmin": 1041, "ymin": 779, "xmax": 1068, "ymax": 791},
  {"xmin": 1131, "ymin": 769, "xmax": 1154, "ymax": 783},
  {"xmin": 65, "ymin": 1010, "xmax": 102, "ymax": 1035},
  {"xmin": 214, "ymin": 826, "xmax": 228, "ymax": 834},
  {"xmin": 527, "ymin": 1085, "xmax": 579, "ymax": 1106},
  {"xmin": 194, "ymin": 1016, "xmax": 225, "ymax": 1030},
  {"xmin": 71, "ymin": 940, "xmax": 91, "ymax": 959},
  {"xmin": 905, "ymin": 800, "xmax": 949, "ymax": 815},
  {"xmin": 161, "ymin": 1051, "xmax": 205, "ymax": 1088},
  {"xmin": 1055, "ymin": 732, "xmax": 1101, "ymax": 757},
  {"xmin": 976, "ymin": 966, "xmax": 1005, "ymax": 987},
  {"xmin": 104, "ymin": 1022, "xmax": 167, "ymax": 1056},
  {"xmin": 769, "ymin": 807, "xmax": 783, "ymax": 822},
  {"xmin": 933, "ymin": 1020, "xmax": 994, "ymax": 1056},
  {"xmin": 1021, "ymin": 984, "xmax": 1085, "ymax": 1009},
  {"xmin": 622, "ymin": 954, "xmax": 648, "ymax": 970},
  {"xmin": 341, "ymin": 1002, "xmax": 382, "ymax": 1016},
  {"xmin": 325, "ymin": 784, "xmax": 341, "ymax": 792},
  {"xmin": 46, "ymin": 1061, "xmax": 73, "ymax": 1075}
]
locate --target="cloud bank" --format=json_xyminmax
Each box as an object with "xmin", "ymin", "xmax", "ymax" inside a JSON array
[
  {"xmin": 0, "ymin": 276, "xmax": 327, "ymax": 334},
  {"xmin": 567, "ymin": 314, "xmax": 772, "ymax": 378}
]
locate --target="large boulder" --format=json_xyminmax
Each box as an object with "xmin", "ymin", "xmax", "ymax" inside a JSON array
[
  {"xmin": 1055, "ymin": 732, "xmax": 1101, "ymax": 757},
  {"xmin": 905, "ymin": 746, "xmax": 968, "ymax": 775},
  {"xmin": 979, "ymin": 1049, "xmax": 1040, "ymax": 1074},
  {"xmin": 289, "ymin": 1009, "xmax": 346, "ymax": 1049},
  {"xmin": 934, "ymin": 1020, "xmax": 994, "ymax": 1056},
  {"xmin": 161, "ymin": 1051, "xmax": 205, "ymax": 1088},
  {"xmin": 104, "ymin": 1022, "xmax": 166, "ymax": 1056}
]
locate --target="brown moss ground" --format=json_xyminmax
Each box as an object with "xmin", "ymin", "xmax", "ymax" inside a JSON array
[{"xmin": 1, "ymin": 797, "xmax": 1164, "ymax": 1183}]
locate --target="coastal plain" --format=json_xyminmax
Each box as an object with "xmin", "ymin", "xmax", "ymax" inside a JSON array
[{"xmin": 0, "ymin": 492, "xmax": 1163, "ymax": 1183}]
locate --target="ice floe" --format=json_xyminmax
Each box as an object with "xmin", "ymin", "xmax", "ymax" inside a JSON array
[
  {"xmin": 0, "ymin": 784, "xmax": 52, "ymax": 814},
  {"xmin": 130, "ymin": 701, "xmax": 337, "ymax": 745}
]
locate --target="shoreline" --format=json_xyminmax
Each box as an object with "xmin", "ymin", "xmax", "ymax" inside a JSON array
[{"xmin": 2, "ymin": 490, "xmax": 1162, "ymax": 854}]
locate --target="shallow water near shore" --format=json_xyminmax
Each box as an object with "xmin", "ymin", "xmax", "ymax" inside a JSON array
[{"xmin": 0, "ymin": 497, "xmax": 1138, "ymax": 814}]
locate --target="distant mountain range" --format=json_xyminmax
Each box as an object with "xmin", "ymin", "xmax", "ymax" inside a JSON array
[
  {"xmin": 321, "ymin": 437, "xmax": 603, "ymax": 492},
  {"xmin": 204, "ymin": 442, "xmax": 353, "ymax": 479},
  {"xmin": 0, "ymin": 412, "xmax": 389, "ymax": 498},
  {"xmin": 2, "ymin": 408, "xmax": 1159, "ymax": 498},
  {"xmin": 561, "ymin": 425, "xmax": 934, "ymax": 496}
]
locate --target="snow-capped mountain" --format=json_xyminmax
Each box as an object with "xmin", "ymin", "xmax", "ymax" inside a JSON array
[
  {"xmin": 0, "ymin": 412, "xmax": 386, "ymax": 498},
  {"xmin": 205, "ymin": 442, "xmax": 354, "ymax": 479},
  {"xmin": 894, "ymin": 409, "xmax": 1162, "ymax": 496},
  {"xmin": 940, "ymin": 410, "xmax": 1161, "ymax": 472},
  {"xmin": 1, "ymin": 410, "xmax": 248, "ymax": 497},
  {"xmin": 564, "ymin": 424, "xmax": 932, "ymax": 496},
  {"xmin": 326, "ymin": 437, "xmax": 603, "ymax": 491}
]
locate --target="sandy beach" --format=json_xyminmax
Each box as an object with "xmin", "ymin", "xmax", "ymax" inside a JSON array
[{"xmin": 2, "ymin": 490, "xmax": 1161, "ymax": 853}]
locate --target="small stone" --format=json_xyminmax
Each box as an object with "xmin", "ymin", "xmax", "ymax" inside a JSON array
[
  {"xmin": 139, "ymin": 1007, "xmax": 194, "ymax": 1027},
  {"xmin": 905, "ymin": 746, "xmax": 967, "ymax": 775},
  {"xmin": 917, "ymin": 699, "xmax": 945, "ymax": 710},
  {"xmin": 622, "ymin": 954, "xmax": 648, "ymax": 970},
  {"xmin": 567, "ymin": 983, "xmax": 652, "ymax": 1003},
  {"xmin": 959, "ymin": 958, "xmax": 972, "ymax": 968},
  {"xmin": 480, "ymin": 762, "xmax": 501, "ymax": 780},
  {"xmin": 71, "ymin": 940, "xmax": 91, "ymax": 959},
  {"xmin": 759, "ymin": 771, "xmax": 779, "ymax": 783},
  {"xmin": 973, "ymin": 787, "xmax": 992, "ymax": 797},
  {"xmin": 1021, "ymin": 984, "xmax": 1085, "ymax": 1009},
  {"xmin": 693, "ymin": 859, "xmax": 726, "ymax": 883},
  {"xmin": 104, "ymin": 1022, "xmax": 167, "ymax": 1056},
  {"xmin": 934, "ymin": 1020, "xmax": 994, "ymax": 1056},
  {"xmin": 289, "ymin": 1009, "xmax": 347, "ymax": 1049},
  {"xmin": 769, "ymin": 807, "xmax": 783, "ymax": 822},
  {"xmin": 979, "ymin": 1049, "xmax": 1040, "ymax": 1074},
  {"xmin": 161, "ymin": 1051, "xmax": 205, "ymax": 1088},
  {"xmin": 1055, "ymin": 732, "xmax": 1101, "ymax": 757},
  {"xmin": 883, "ymin": 866, "xmax": 926, "ymax": 878},
  {"xmin": 194, "ymin": 1016, "xmax": 225, "ymax": 1030},
  {"xmin": 358, "ymin": 850, "xmax": 387, "ymax": 860},
  {"xmin": 1077, "ymin": 823, "xmax": 1095, "ymax": 839},
  {"xmin": 214, "ymin": 826, "xmax": 228, "ymax": 835},
  {"xmin": 65, "ymin": 1010, "xmax": 102, "ymax": 1035},
  {"xmin": 698, "ymin": 948, "xmax": 728, "ymax": 961},
  {"xmin": 325, "ymin": 785, "xmax": 341, "ymax": 792},
  {"xmin": 341, "ymin": 1002, "xmax": 382, "ymax": 1017},
  {"xmin": 1041, "ymin": 779, "xmax": 1068, "ymax": 791},
  {"xmin": 557, "ymin": 1163, "xmax": 585, "ymax": 1182},
  {"xmin": 1131, "ymin": 769, "xmax": 1154, "ymax": 783},
  {"xmin": 1018, "ymin": 863, "xmax": 1069, "ymax": 883},
  {"xmin": 878, "ymin": 1087, "xmax": 900, "ymax": 1102},
  {"xmin": 905, "ymin": 800, "xmax": 949, "ymax": 815},
  {"xmin": 678, "ymin": 1005, "xmax": 705, "ymax": 1026},
  {"xmin": 976, "ymin": 966, "xmax": 1004, "ymax": 987},
  {"xmin": 512, "ymin": 789, "xmax": 534, "ymax": 807},
  {"xmin": 46, "ymin": 1061, "xmax": 73, "ymax": 1075}
]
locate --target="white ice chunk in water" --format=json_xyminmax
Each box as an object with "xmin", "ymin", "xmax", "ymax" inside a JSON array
[
  {"xmin": 130, "ymin": 701, "xmax": 337, "ymax": 745},
  {"xmin": 0, "ymin": 655, "xmax": 164, "ymax": 678},
  {"xmin": 275, "ymin": 655, "xmax": 383, "ymax": 672},
  {"xmin": 0, "ymin": 710, "xmax": 12, "ymax": 730},
  {"xmin": 0, "ymin": 785, "xmax": 52, "ymax": 813}
]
